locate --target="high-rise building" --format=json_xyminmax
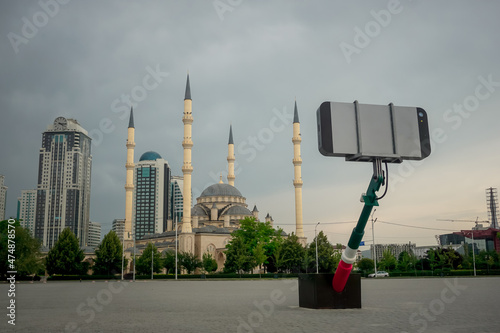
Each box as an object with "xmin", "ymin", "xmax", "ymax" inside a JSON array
[
  {"xmin": 0, "ymin": 175, "xmax": 7, "ymax": 221},
  {"xmin": 17, "ymin": 189, "xmax": 37, "ymax": 234},
  {"xmin": 371, "ymin": 243, "xmax": 416, "ymax": 262},
  {"xmin": 34, "ymin": 117, "xmax": 92, "ymax": 248},
  {"xmin": 133, "ymin": 151, "xmax": 171, "ymax": 240},
  {"xmin": 170, "ymin": 176, "xmax": 184, "ymax": 227},
  {"xmin": 87, "ymin": 221, "xmax": 101, "ymax": 249},
  {"xmin": 112, "ymin": 218, "xmax": 125, "ymax": 243}
]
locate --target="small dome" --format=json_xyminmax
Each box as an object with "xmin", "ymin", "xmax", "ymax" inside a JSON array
[
  {"xmin": 200, "ymin": 183, "xmax": 243, "ymax": 198},
  {"xmin": 225, "ymin": 205, "xmax": 252, "ymax": 216},
  {"xmin": 192, "ymin": 206, "xmax": 208, "ymax": 217},
  {"xmin": 139, "ymin": 151, "xmax": 162, "ymax": 161}
]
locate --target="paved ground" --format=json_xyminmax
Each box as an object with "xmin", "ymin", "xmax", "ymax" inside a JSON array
[{"xmin": 1, "ymin": 277, "xmax": 499, "ymax": 333}]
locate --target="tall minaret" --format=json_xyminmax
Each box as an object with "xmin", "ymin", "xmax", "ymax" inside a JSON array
[
  {"xmin": 181, "ymin": 74, "xmax": 193, "ymax": 233},
  {"xmin": 227, "ymin": 125, "xmax": 235, "ymax": 186},
  {"xmin": 124, "ymin": 108, "xmax": 135, "ymax": 244},
  {"xmin": 292, "ymin": 101, "xmax": 305, "ymax": 239}
]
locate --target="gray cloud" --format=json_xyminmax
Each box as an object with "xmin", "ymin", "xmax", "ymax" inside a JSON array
[{"xmin": 1, "ymin": 0, "xmax": 499, "ymax": 246}]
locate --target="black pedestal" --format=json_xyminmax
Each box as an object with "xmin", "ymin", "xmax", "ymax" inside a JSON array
[{"xmin": 298, "ymin": 273, "xmax": 361, "ymax": 309}]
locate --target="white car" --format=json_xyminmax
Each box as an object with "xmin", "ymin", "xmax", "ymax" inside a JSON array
[{"xmin": 368, "ymin": 271, "xmax": 389, "ymax": 278}]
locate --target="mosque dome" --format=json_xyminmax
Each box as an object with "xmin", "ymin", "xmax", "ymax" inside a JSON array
[
  {"xmin": 200, "ymin": 183, "xmax": 243, "ymax": 198},
  {"xmin": 139, "ymin": 151, "xmax": 162, "ymax": 161},
  {"xmin": 225, "ymin": 205, "xmax": 252, "ymax": 215}
]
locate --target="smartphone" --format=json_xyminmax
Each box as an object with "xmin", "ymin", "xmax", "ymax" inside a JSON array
[{"xmin": 317, "ymin": 101, "xmax": 431, "ymax": 163}]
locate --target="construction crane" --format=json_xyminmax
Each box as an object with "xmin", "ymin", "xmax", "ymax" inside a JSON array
[{"xmin": 436, "ymin": 217, "xmax": 489, "ymax": 230}]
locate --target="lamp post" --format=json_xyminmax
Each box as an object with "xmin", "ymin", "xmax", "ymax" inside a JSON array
[
  {"xmin": 175, "ymin": 214, "xmax": 178, "ymax": 280},
  {"xmin": 133, "ymin": 230, "xmax": 136, "ymax": 282},
  {"xmin": 470, "ymin": 230, "xmax": 476, "ymax": 277},
  {"xmin": 151, "ymin": 241, "xmax": 154, "ymax": 280},
  {"xmin": 121, "ymin": 235, "xmax": 125, "ymax": 280},
  {"xmin": 315, "ymin": 222, "xmax": 320, "ymax": 274},
  {"xmin": 371, "ymin": 209, "xmax": 378, "ymax": 277}
]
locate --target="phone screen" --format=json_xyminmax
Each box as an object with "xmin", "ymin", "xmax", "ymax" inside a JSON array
[{"xmin": 317, "ymin": 101, "xmax": 430, "ymax": 162}]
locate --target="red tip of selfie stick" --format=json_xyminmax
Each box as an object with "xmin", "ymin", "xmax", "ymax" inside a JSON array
[{"xmin": 332, "ymin": 260, "xmax": 353, "ymax": 293}]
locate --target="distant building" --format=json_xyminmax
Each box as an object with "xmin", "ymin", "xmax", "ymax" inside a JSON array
[
  {"xmin": 371, "ymin": 243, "xmax": 416, "ymax": 262},
  {"xmin": 87, "ymin": 221, "xmax": 101, "ymax": 249},
  {"xmin": 413, "ymin": 245, "xmax": 437, "ymax": 259},
  {"xmin": 441, "ymin": 229, "xmax": 500, "ymax": 254},
  {"xmin": 0, "ymin": 175, "xmax": 7, "ymax": 221},
  {"xmin": 170, "ymin": 175, "xmax": 184, "ymax": 225},
  {"xmin": 112, "ymin": 219, "xmax": 126, "ymax": 243},
  {"xmin": 17, "ymin": 190, "xmax": 37, "ymax": 234},
  {"xmin": 34, "ymin": 117, "xmax": 92, "ymax": 248},
  {"xmin": 133, "ymin": 151, "xmax": 171, "ymax": 240}
]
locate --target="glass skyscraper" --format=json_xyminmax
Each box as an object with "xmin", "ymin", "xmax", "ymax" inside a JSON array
[
  {"xmin": 34, "ymin": 117, "xmax": 92, "ymax": 248},
  {"xmin": 133, "ymin": 151, "xmax": 170, "ymax": 240}
]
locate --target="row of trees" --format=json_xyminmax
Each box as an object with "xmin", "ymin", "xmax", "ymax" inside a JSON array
[
  {"xmin": 2, "ymin": 217, "xmax": 500, "ymax": 278},
  {"xmin": 223, "ymin": 217, "xmax": 343, "ymax": 274},
  {"xmin": 357, "ymin": 246, "xmax": 500, "ymax": 274},
  {"xmin": 0, "ymin": 219, "xmax": 219, "ymax": 277}
]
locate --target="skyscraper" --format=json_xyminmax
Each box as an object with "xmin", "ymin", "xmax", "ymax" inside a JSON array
[
  {"xmin": 34, "ymin": 117, "xmax": 92, "ymax": 248},
  {"xmin": 112, "ymin": 218, "xmax": 125, "ymax": 243},
  {"xmin": 0, "ymin": 175, "xmax": 7, "ymax": 221},
  {"xmin": 17, "ymin": 189, "xmax": 37, "ymax": 234},
  {"xmin": 87, "ymin": 221, "xmax": 102, "ymax": 249},
  {"xmin": 170, "ymin": 175, "xmax": 184, "ymax": 227},
  {"xmin": 133, "ymin": 151, "xmax": 171, "ymax": 240}
]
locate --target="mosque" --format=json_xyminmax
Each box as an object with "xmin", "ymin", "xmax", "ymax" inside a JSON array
[{"xmin": 122, "ymin": 75, "xmax": 306, "ymax": 271}]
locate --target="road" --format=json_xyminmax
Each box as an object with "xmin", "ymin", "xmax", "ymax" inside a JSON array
[{"xmin": 1, "ymin": 277, "xmax": 498, "ymax": 332}]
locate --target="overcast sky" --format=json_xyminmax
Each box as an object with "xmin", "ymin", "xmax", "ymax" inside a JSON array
[{"xmin": 1, "ymin": 1, "xmax": 499, "ymax": 248}]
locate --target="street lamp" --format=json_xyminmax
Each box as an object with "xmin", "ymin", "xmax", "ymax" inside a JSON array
[
  {"xmin": 371, "ymin": 209, "xmax": 378, "ymax": 277},
  {"xmin": 121, "ymin": 234, "xmax": 125, "ymax": 280},
  {"xmin": 175, "ymin": 214, "xmax": 178, "ymax": 280},
  {"xmin": 315, "ymin": 222, "xmax": 320, "ymax": 274},
  {"xmin": 133, "ymin": 230, "xmax": 136, "ymax": 282},
  {"xmin": 469, "ymin": 230, "xmax": 476, "ymax": 277},
  {"xmin": 151, "ymin": 241, "xmax": 154, "ymax": 280}
]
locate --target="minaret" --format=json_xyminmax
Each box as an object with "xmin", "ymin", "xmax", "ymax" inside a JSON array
[
  {"xmin": 124, "ymin": 108, "xmax": 135, "ymax": 244},
  {"xmin": 181, "ymin": 74, "xmax": 193, "ymax": 233},
  {"xmin": 292, "ymin": 101, "xmax": 305, "ymax": 239},
  {"xmin": 227, "ymin": 125, "xmax": 235, "ymax": 186}
]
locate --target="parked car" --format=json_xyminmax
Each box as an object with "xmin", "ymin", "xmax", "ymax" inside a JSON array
[{"xmin": 368, "ymin": 271, "xmax": 389, "ymax": 278}]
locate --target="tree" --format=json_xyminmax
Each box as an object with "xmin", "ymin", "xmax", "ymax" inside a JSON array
[
  {"xmin": 0, "ymin": 219, "xmax": 43, "ymax": 279},
  {"xmin": 224, "ymin": 217, "xmax": 283, "ymax": 273},
  {"xmin": 163, "ymin": 250, "xmax": 176, "ymax": 274},
  {"xmin": 202, "ymin": 252, "xmax": 218, "ymax": 273},
  {"xmin": 307, "ymin": 231, "xmax": 336, "ymax": 273},
  {"xmin": 45, "ymin": 228, "xmax": 87, "ymax": 276},
  {"xmin": 264, "ymin": 230, "xmax": 285, "ymax": 273},
  {"xmin": 301, "ymin": 249, "xmax": 314, "ymax": 273},
  {"xmin": 280, "ymin": 233, "xmax": 306, "ymax": 273},
  {"xmin": 440, "ymin": 247, "xmax": 462, "ymax": 269},
  {"xmin": 92, "ymin": 231, "xmax": 123, "ymax": 275},
  {"xmin": 378, "ymin": 249, "xmax": 397, "ymax": 272},
  {"xmin": 426, "ymin": 249, "xmax": 441, "ymax": 272},
  {"xmin": 357, "ymin": 258, "xmax": 374, "ymax": 273},
  {"xmin": 136, "ymin": 242, "xmax": 162, "ymax": 275},
  {"xmin": 224, "ymin": 236, "xmax": 254, "ymax": 274},
  {"xmin": 397, "ymin": 251, "xmax": 412, "ymax": 272},
  {"xmin": 253, "ymin": 242, "xmax": 267, "ymax": 276},
  {"xmin": 178, "ymin": 251, "xmax": 201, "ymax": 274}
]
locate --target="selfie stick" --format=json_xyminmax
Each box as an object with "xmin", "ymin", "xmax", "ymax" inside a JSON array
[{"xmin": 332, "ymin": 158, "xmax": 385, "ymax": 293}]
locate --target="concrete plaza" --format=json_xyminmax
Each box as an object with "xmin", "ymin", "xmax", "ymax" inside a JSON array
[{"xmin": 1, "ymin": 277, "xmax": 499, "ymax": 333}]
